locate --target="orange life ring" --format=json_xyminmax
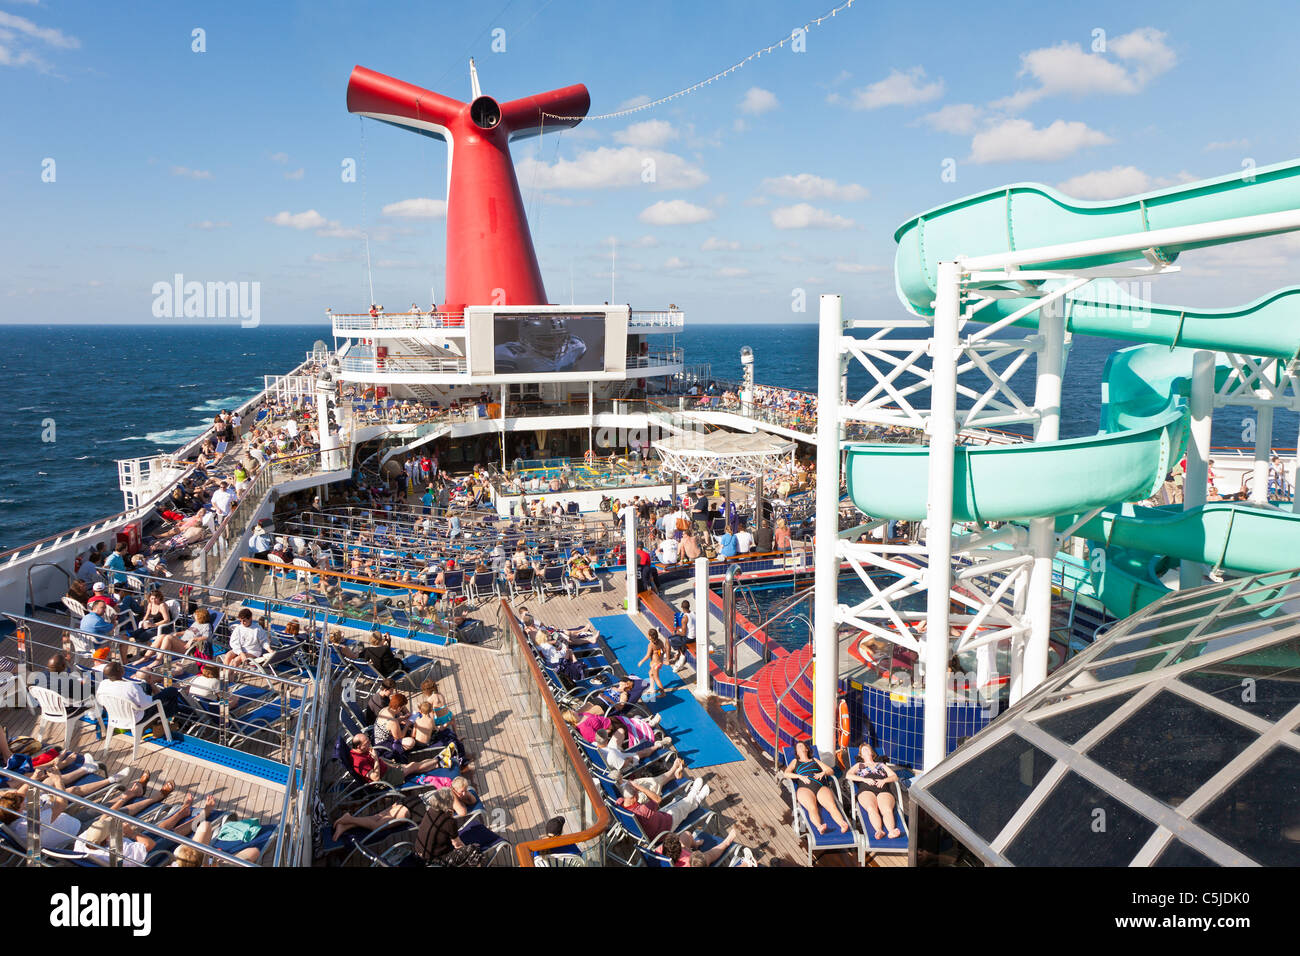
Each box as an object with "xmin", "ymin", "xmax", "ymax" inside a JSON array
[{"xmin": 837, "ymin": 699, "xmax": 851, "ymax": 751}]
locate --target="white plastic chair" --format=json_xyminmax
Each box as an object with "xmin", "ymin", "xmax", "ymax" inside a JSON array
[
  {"xmin": 99, "ymin": 695, "xmax": 172, "ymax": 762},
  {"xmin": 62, "ymin": 596, "xmax": 88, "ymax": 627},
  {"xmin": 29, "ymin": 685, "xmax": 102, "ymax": 750}
]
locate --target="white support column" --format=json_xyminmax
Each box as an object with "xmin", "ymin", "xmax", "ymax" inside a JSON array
[
  {"xmin": 1182, "ymin": 350, "xmax": 1216, "ymax": 588},
  {"xmin": 588, "ymin": 381, "xmax": 594, "ymax": 455},
  {"xmin": 1293, "ymin": 417, "xmax": 1300, "ymax": 514},
  {"xmin": 624, "ymin": 505, "xmax": 637, "ymax": 612},
  {"xmin": 922, "ymin": 263, "xmax": 961, "ymax": 772},
  {"xmin": 694, "ymin": 556, "xmax": 711, "ymax": 699},
  {"xmin": 1014, "ymin": 298, "xmax": 1064, "ymax": 704},
  {"xmin": 316, "ymin": 376, "xmax": 341, "ymax": 472},
  {"xmin": 812, "ymin": 295, "xmax": 843, "ymax": 756},
  {"xmin": 1251, "ymin": 400, "xmax": 1274, "ymax": 505}
]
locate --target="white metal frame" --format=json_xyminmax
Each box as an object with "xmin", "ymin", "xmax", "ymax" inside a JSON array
[{"xmin": 815, "ymin": 207, "xmax": 1300, "ymax": 770}]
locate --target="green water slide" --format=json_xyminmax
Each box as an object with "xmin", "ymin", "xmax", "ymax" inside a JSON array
[
  {"xmin": 1060, "ymin": 502, "xmax": 1300, "ymax": 577},
  {"xmin": 845, "ymin": 159, "xmax": 1300, "ymax": 614},
  {"xmin": 894, "ymin": 157, "xmax": 1300, "ymax": 317}
]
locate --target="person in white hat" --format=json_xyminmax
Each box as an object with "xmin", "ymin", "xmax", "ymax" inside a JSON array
[{"xmin": 89, "ymin": 581, "xmax": 118, "ymax": 610}]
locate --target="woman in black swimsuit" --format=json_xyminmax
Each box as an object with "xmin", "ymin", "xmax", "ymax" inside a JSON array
[
  {"xmin": 845, "ymin": 743, "xmax": 902, "ymax": 839},
  {"xmin": 782, "ymin": 740, "xmax": 849, "ymax": 834}
]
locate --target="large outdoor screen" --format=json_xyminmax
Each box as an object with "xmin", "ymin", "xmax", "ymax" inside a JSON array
[{"xmin": 492, "ymin": 313, "xmax": 606, "ymax": 374}]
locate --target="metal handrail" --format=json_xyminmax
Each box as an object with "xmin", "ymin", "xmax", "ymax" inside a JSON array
[
  {"xmin": 26, "ymin": 561, "xmax": 70, "ymax": 616},
  {"xmin": 3, "ymin": 767, "xmax": 258, "ymax": 867},
  {"xmin": 748, "ymin": 585, "xmax": 815, "ymax": 664},
  {"xmin": 499, "ymin": 600, "xmax": 611, "ymax": 867},
  {"xmin": 772, "ymin": 651, "xmax": 815, "ymax": 774}
]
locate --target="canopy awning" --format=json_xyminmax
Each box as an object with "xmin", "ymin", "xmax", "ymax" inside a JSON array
[{"xmin": 652, "ymin": 430, "xmax": 796, "ymax": 483}]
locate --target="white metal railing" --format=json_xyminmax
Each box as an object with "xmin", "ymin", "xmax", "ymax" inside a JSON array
[
  {"xmin": 626, "ymin": 348, "xmax": 684, "ymax": 371},
  {"xmin": 263, "ymin": 374, "xmax": 318, "ymax": 405},
  {"xmin": 339, "ymin": 354, "xmax": 468, "ymax": 376},
  {"xmin": 629, "ymin": 310, "xmax": 685, "ymax": 330},
  {"xmin": 330, "ymin": 310, "xmax": 467, "ymax": 333}
]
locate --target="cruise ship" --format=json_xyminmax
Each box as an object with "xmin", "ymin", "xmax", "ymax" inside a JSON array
[{"xmin": 4, "ymin": 57, "xmax": 1298, "ymax": 875}]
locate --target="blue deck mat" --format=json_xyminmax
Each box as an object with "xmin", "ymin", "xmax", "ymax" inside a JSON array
[
  {"xmin": 144, "ymin": 735, "xmax": 300, "ymax": 788},
  {"xmin": 590, "ymin": 614, "xmax": 743, "ymax": 768}
]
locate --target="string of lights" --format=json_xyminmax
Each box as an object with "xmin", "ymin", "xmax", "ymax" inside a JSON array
[{"xmin": 540, "ymin": 0, "xmax": 857, "ymax": 122}]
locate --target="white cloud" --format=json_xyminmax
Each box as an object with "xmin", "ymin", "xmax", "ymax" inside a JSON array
[
  {"xmin": 834, "ymin": 262, "xmax": 887, "ymax": 273},
  {"xmin": 716, "ymin": 267, "xmax": 751, "ymax": 278},
  {"xmin": 742, "ymin": 196, "xmax": 769, "ymax": 207},
  {"xmin": 849, "ymin": 67, "xmax": 944, "ymax": 110},
  {"xmin": 761, "ymin": 173, "xmax": 869, "ymax": 201},
  {"xmin": 189, "ymin": 220, "xmax": 231, "ymax": 230},
  {"xmin": 0, "ymin": 10, "xmax": 79, "ymax": 71},
  {"xmin": 602, "ymin": 234, "xmax": 659, "ymax": 248},
  {"xmin": 701, "ymin": 237, "xmax": 741, "ymax": 251},
  {"xmin": 918, "ymin": 103, "xmax": 984, "ymax": 135},
  {"xmin": 1055, "ymin": 165, "xmax": 1198, "ymax": 199},
  {"xmin": 968, "ymin": 118, "xmax": 1113, "ymax": 164},
  {"xmin": 265, "ymin": 209, "xmax": 367, "ymax": 239},
  {"xmin": 516, "ymin": 146, "xmax": 707, "ymax": 189},
  {"xmin": 613, "ymin": 120, "xmax": 677, "ymax": 148},
  {"xmin": 617, "ymin": 94, "xmax": 652, "ymax": 111},
  {"xmin": 770, "ymin": 203, "xmax": 856, "ymax": 230},
  {"xmin": 994, "ymin": 28, "xmax": 1176, "ymax": 112},
  {"xmin": 1204, "ymin": 138, "xmax": 1249, "ymax": 152},
  {"xmin": 284, "ymin": 168, "xmax": 304, "ymax": 181},
  {"xmin": 382, "ymin": 197, "xmax": 447, "ymax": 219},
  {"xmin": 664, "ymin": 256, "xmax": 691, "ymax": 270},
  {"xmin": 639, "ymin": 200, "xmax": 715, "ymax": 226},
  {"xmin": 170, "ymin": 165, "xmax": 213, "ymax": 180},
  {"xmin": 739, "ymin": 87, "xmax": 778, "ymax": 116},
  {"xmin": 270, "ymin": 152, "xmax": 289, "ymax": 164},
  {"xmin": 267, "ymin": 210, "xmax": 329, "ymax": 230},
  {"xmin": 1109, "ymin": 26, "xmax": 1177, "ymax": 85}
]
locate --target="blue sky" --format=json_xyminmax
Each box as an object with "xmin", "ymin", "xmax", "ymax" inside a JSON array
[{"xmin": 3, "ymin": 0, "xmax": 1300, "ymax": 325}]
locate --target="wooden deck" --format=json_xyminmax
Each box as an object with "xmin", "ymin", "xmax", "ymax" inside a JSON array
[
  {"xmin": 2, "ymin": 706, "xmax": 287, "ymax": 822},
  {"xmin": 500, "ymin": 575, "xmax": 907, "ymax": 867},
  {"xmin": 6, "ymin": 566, "xmax": 908, "ymax": 865},
  {"xmin": 383, "ymin": 629, "xmax": 566, "ymax": 846}
]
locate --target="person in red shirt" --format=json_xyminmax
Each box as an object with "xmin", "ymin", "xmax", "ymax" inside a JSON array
[
  {"xmin": 618, "ymin": 771, "xmax": 709, "ymax": 841},
  {"xmin": 348, "ymin": 733, "xmax": 455, "ymax": 786},
  {"xmin": 89, "ymin": 582, "xmax": 118, "ymax": 609},
  {"xmin": 635, "ymin": 540, "xmax": 660, "ymax": 593}
]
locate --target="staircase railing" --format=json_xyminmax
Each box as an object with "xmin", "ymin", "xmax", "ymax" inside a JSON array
[{"xmin": 772, "ymin": 652, "xmax": 815, "ymax": 773}]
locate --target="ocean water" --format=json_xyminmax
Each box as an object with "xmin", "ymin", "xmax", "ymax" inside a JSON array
[
  {"xmin": 1, "ymin": 320, "xmax": 1294, "ymax": 553},
  {"xmin": 0, "ymin": 325, "xmax": 330, "ymax": 551}
]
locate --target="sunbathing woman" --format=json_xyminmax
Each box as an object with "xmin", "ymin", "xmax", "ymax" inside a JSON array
[
  {"xmin": 783, "ymin": 740, "xmax": 850, "ymax": 834},
  {"xmin": 637, "ymin": 628, "xmax": 669, "ymax": 699},
  {"xmin": 74, "ymin": 777, "xmax": 200, "ymax": 865},
  {"xmin": 845, "ymin": 743, "xmax": 902, "ymax": 839},
  {"xmin": 172, "ymin": 802, "xmax": 261, "ymax": 865},
  {"xmin": 329, "ymin": 800, "xmax": 413, "ymax": 844},
  {"xmin": 561, "ymin": 708, "xmax": 663, "ymax": 747}
]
